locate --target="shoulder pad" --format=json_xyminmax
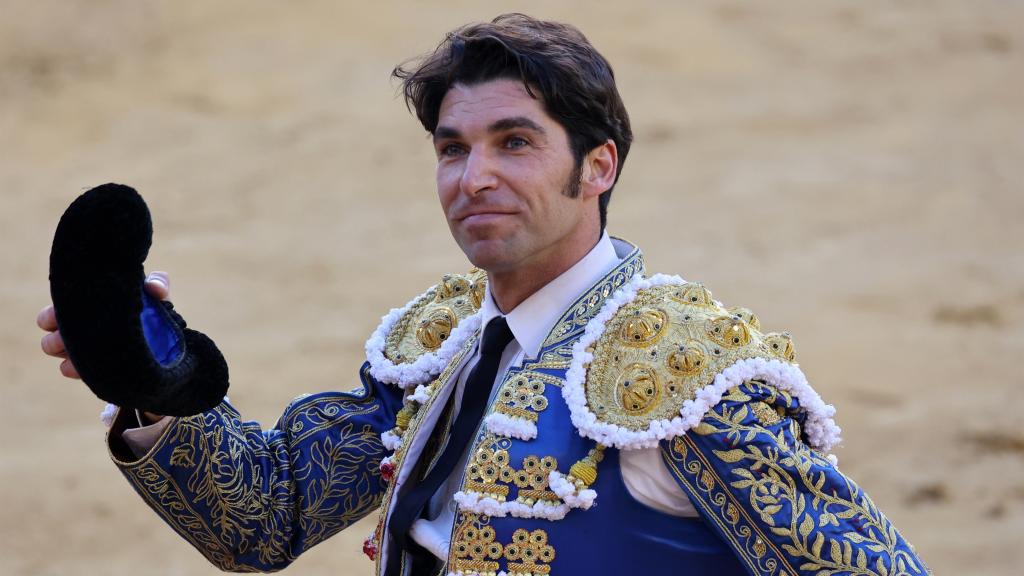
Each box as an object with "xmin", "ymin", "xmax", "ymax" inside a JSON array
[
  {"xmin": 366, "ymin": 269, "xmax": 486, "ymax": 388},
  {"xmin": 564, "ymin": 274, "xmax": 840, "ymax": 451}
]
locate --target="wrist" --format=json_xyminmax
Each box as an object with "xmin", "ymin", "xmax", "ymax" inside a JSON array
[{"xmin": 140, "ymin": 411, "xmax": 166, "ymax": 426}]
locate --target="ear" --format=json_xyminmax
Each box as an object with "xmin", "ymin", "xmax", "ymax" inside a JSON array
[{"xmin": 579, "ymin": 139, "xmax": 618, "ymax": 200}]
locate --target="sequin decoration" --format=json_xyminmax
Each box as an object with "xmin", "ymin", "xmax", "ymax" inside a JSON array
[
  {"xmin": 465, "ymin": 446, "xmax": 561, "ymax": 505},
  {"xmin": 493, "ymin": 374, "xmax": 549, "ymax": 423},
  {"xmin": 504, "ymin": 528, "xmax": 556, "ymax": 575},
  {"xmin": 450, "ymin": 514, "xmax": 504, "ymax": 576},
  {"xmin": 583, "ymin": 283, "xmax": 798, "ymax": 431},
  {"xmin": 384, "ymin": 269, "xmax": 486, "ymax": 362}
]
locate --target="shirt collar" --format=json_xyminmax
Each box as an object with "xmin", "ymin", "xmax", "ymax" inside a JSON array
[{"xmin": 479, "ymin": 231, "xmax": 621, "ymax": 359}]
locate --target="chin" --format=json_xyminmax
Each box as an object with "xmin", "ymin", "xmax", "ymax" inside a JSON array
[{"xmin": 460, "ymin": 238, "xmax": 519, "ymax": 274}]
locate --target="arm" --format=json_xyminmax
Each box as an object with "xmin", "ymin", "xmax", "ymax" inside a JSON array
[
  {"xmin": 39, "ymin": 269, "xmax": 403, "ymax": 570},
  {"xmin": 108, "ymin": 362, "xmax": 403, "ymax": 572},
  {"xmin": 660, "ymin": 380, "xmax": 930, "ymax": 576}
]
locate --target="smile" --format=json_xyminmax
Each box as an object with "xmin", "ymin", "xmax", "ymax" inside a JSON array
[{"xmin": 459, "ymin": 212, "xmax": 515, "ymax": 226}]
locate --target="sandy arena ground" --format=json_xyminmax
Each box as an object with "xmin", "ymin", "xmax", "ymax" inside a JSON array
[{"xmin": 2, "ymin": 1, "xmax": 1022, "ymax": 574}]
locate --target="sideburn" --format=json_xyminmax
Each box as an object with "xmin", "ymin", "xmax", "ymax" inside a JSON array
[{"xmin": 561, "ymin": 160, "xmax": 584, "ymax": 199}]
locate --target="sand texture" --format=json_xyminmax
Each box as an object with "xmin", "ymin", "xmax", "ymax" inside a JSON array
[{"xmin": 2, "ymin": 1, "xmax": 1022, "ymax": 574}]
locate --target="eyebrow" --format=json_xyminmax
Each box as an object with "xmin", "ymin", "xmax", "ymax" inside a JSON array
[
  {"xmin": 433, "ymin": 116, "xmax": 547, "ymax": 142},
  {"xmin": 489, "ymin": 116, "xmax": 546, "ymax": 134}
]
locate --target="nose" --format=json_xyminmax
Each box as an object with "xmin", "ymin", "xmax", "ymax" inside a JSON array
[{"xmin": 459, "ymin": 148, "xmax": 499, "ymax": 197}]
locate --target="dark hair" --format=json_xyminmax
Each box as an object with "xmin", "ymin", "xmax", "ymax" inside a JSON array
[{"xmin": 393, "ymin": 13, "xmax": 633, "ymax": 230}]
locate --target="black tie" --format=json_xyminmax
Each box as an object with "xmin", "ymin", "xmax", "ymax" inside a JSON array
[{"xmin": 386, "ymin": 316, "xmax": 514, "ymax": 575}]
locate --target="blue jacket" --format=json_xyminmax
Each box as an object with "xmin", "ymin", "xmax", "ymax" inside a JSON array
[{"xmin": 109, "ymin": 245, "xmax": 929, "ymax": 575}]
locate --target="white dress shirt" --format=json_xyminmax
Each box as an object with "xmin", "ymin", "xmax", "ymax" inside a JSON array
[{"xmin": 121, "ymin": 231, "xmax": 697, "ymax": 565}]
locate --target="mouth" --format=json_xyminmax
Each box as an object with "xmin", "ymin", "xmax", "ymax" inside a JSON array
[
  {"xmin": 456, "ymin": 210, "xmax": 516, "ymax": 226},
  {"xmin": 462, "ymin": 213, "xmax": 511, "ymax": 225}
]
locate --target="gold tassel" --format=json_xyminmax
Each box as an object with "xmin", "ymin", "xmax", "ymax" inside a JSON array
[
  {"xmin": 395, "ymin": 405, "xmax": 414, "ymax": 429},
  {"xmin": 567, "ymin": 444, "xmax": 605, "ymax": 488}
]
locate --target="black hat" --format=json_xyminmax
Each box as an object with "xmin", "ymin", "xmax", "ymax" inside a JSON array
[{"xmin": 49, "ymin": 183, "xmax": 229, "ymax": 416}]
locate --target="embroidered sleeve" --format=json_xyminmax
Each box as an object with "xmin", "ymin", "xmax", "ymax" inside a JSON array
[
  {"xmin": 660, "ymin": 381, "xmax": 930, "ymax": 576},
  {"xmin": 108, "ymin": 362, "xmax": 403, "ymax": 572}
]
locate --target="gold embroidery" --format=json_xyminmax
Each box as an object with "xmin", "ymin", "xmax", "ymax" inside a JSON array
[
  {"xmin": 566, "ymin": 445, "xmax": 605, "ymax": 489},
  {"xmin": 384, "ymin": 269, "xmax": 486, "ymax": 362},
  {"xmin": 728, "ymin": 306, "xmax": 761, "ymax": 331},
  {"xmin": 615, "ymin": 362, "xmax": 662, "ymax": 416},
  {"xmin": 666, "ymin": 340, "xmax": 706, "ymax": 376},
  {"xmin": 465, "ymin": 446, "xmax": 560, "ymax": 504},
  {"xmin": 707, "ymin": 315, "xmax": 752, "ymax": 348},
  {"xmin": 617, "ymin": 307, "xmax": 669, "ymax": 347},
  {"xmin": 583, "ymin": 283, "xmax": 797, "ymax": 432},
  {"xmin": 394, "ymin": 403, "xmax": 415, "ymax": 429},
  {"xmin": 117, "ymin": 398, "xmax": 385, "ymax": 572},
  {"xmin": 514, "ymin": 456, "xmax": 559, "ymax": 503},
  {"xmin": 671, "ymin": 282, "xmax": 715, "ymax": 307},
  {"xmin": 663, "ymin": 434, "xmax": 796, "ymax": 576},
  {"xmin": 504, "ymin": 528, "xmax": 556, "ymax": 575},
  {"xmin": 450, "ymin": 514, "xmax": 504, "ymax": 576},
  {"xmin": 680, "ymin": 381, "xmax": 928, "ymax": 576},
  {"xmin": 541, "ymin": 245, "xmax": 644, "ymax": 347},
  {"xmin": 374, "ymin": 338, "xmax": 478, "ymax": 575},
  {"xmin": 449, "ymin": 515, "xmax": 557, "ymax": 576},
  {"xmin": 415, "ymin": 306, "xmax": 457, "ymax": 350},
  {"xmin": 495, "ymin": 374, "xmax": 549, "ymax": 423},
  {"xmin": 751, "ymin": 401, "xmax": 782, "ymax": 427},
  {"xmin": 763, "ymin": 332, "xmax": 796, "ymax": 361}
]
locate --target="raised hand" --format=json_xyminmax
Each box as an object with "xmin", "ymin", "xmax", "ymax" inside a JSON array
[{"xmin": 38, "ymin": 271, "xmax": 171, "ymax": 380}]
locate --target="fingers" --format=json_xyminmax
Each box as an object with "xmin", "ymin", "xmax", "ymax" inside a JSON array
[
  {"xmin": 38, "ymin": 306, "xmax": 79, "ymax": 379},
  {"xmin": 144, "ymin": 271, "xmax": 171, "ymax": 300},
  {"xmin": 41, "ymin": 331, "xmax": 67, "ymax": 357},
  {"xmin": 41, "ymin": 270, "xmax": 168, "ymax": 382},
  {"xmin": 37, "ymin": 305, "xmax": 57, "ymax": 331},
  {"xmin": 59, "ymin": 358, "xmax": 81, "ymax": 379}
]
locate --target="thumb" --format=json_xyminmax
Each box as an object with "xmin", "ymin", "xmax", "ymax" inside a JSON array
[{"xmin": 144, "ymin": 271, "xmax": 171, "ymax": 301}]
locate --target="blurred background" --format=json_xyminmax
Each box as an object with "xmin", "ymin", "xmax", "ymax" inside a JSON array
[{"xmin": 2, "ymin": 1, "xmax": 1022, "ymax": 574}]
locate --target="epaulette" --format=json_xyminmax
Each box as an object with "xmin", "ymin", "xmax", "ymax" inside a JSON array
[
  {"xmin": 564, "ymin": 274, "xmax": 841, "ymax": 452},
  {"xmin": 365, "ymin": 269, "xmax": 487, "ymax": 388}
]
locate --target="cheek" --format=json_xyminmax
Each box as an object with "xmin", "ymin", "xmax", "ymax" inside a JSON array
[{"xmin": 436, "ymin": 166, "xmax": 459, "ymax": 213}]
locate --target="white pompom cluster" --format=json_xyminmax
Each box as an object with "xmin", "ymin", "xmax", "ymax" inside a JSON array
[
  {"xmin": 562, "ymin": 273, "xmax": 842, "ymax": 453},
  {"xmin": 452, "ymin": 490, "xmax": 574, "ymax": 521},
  {"xmin": 547, "ymin": 471, "xmax": 598, "ymax": 509},
  {"xmin": 381, "ymin": 430, "xmax": 402, "ymax": 451},
  {"xmin": 408, "ymin": 384, "xmax": 433, "ymax": 404},
  {"xmin": 100, "ymin": 403, "xmax": 118, "ymax": 427},
  {"xmin": 483, "ymin": 412, "xmax": 538, "ymax": 440}
]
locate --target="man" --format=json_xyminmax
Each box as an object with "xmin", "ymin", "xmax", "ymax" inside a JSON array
[{"xmin": 38, "ymin": 14, "xmax": 929, "ymax": 576}]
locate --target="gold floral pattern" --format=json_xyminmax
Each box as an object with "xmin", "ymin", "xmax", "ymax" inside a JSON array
[
  {"xmin": 662, "ymin": 381, "xmax": 930, "ymax": 576},
  {"xmin": 114, "ymin": 384, "xmax": 388, "ymax": 572}
]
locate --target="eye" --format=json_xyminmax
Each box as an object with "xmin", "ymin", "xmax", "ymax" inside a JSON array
[
  {"xmin": 504, "ymin": 135, "xmax": 529, "ymax": 150},
  {"xmin": 438, "ymin": 143, "xmax": 466, "ymax": 158}
]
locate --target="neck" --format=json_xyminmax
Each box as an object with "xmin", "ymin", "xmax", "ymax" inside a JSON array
[{"xmin": 488, "ymin": 229, "xmax": 602, "ymax": 313}]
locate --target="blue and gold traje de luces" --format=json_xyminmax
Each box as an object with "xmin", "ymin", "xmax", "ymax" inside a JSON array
[{"xmin": 110, "ymin": 240, "xmax": 929, "ymax": 576}]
